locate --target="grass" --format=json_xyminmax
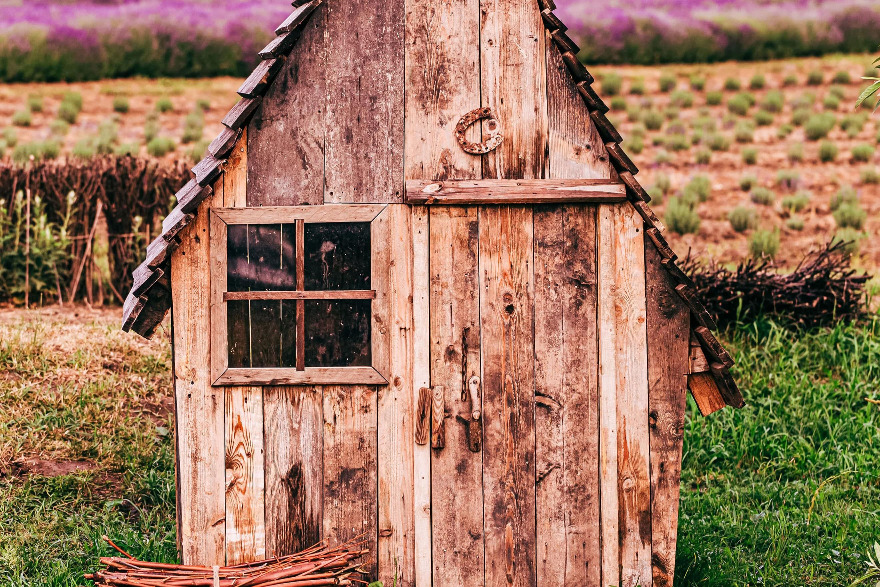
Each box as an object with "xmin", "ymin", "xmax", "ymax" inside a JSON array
[
  {"xmin": 3, "ymin": 306, "xmax": 880, "ymax": 586},
  {"xmin": 677, "ymin": 317, "xmax": 880, "ymax": 586},
  {"xmin": 0, "ymin": 309, "xmax": 176, "ymax": 585}
]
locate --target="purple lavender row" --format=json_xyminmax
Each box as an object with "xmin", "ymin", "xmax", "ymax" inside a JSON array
[
  {"xmin": 556, "ymin": 0, "xmax": 880, "ymax": 64},
  {"xmin": 0, "ymin": 0, "xmax": 292, "ymax": 82}
]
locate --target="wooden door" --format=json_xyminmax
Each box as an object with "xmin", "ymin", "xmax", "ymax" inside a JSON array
[{"xmin": 428, "ymin": 204, "xmax": 602, "ymax": 587}]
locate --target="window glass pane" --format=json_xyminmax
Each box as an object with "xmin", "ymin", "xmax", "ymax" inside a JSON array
[
  {"xmin": 227, "ymin": 299, "xmax": 297, "ymax": 368},
  {"xmin": 227, "ymin": 300, "xmax": 250, "ymax": 368},
  {"xmin": 227, "ymin": 223, "xmax": 296, "ymax": 291},
  {"xmin": 304, "ymin": 300, "xmax": 371, "ymax": 367},
  {"xmin": 304, "ymin": 223, "xmax": 371, "ymax": 290}
]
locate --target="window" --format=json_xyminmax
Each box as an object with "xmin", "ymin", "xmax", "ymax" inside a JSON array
[{"xmin": 210, "ymin": 205, "xmax": 388, "ymax": 385}]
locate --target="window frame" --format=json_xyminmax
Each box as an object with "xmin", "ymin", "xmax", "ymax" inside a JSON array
[{"xmin": 209, "ymin": 204, "xmax": 388, "ymax": 386}]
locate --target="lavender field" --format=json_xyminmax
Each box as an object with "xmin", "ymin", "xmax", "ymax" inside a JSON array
[
  {"xmin": 0, "ymin": 0, "xmax": 290, "ymax": 82},
  {"xmin": 0, "ymin": 0, "xmax": 878, "ymax": 82},
  {"xmin": 557, "ymin": 0, "xmax": 880, "ymax": 64}
]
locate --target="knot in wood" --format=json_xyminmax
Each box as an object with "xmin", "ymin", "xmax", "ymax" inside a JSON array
[{"xmin": 454, "ymin": 107, "xmax": 504, "ymax": 155}]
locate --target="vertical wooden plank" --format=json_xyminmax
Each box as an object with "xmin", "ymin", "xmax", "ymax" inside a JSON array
[
  {"xmin": 220, "ymin": 129, "xmax": 266, "ymax": 565},
  {"xmin": 324, "ymin": 0, "xmax": 404, "ymax": 203},
  {"xmin": 538, "ymin": 36, "xmax": 608, "ymax": 584},
  {"xmin": 323, "ymin": 385, "xmax": 379, "ymax": 579},
  {"xmin": 479, "ymin": 205, "xmax": 536, "ymax": 587},
  {"xmin": 171, "ymin": 131, "xmax": 248, "ymax": 565},
  {"xmin": 410, "ymin": 205, "xmax": 432, "ymax": 587},
  {"xmin": 172, "ymin": 196, "xmax": 226, "ymax": 564},
  {"xmin": 378, "ymin": 205, "xmax": 416, "ymax": 586},
  {"xmin": 545, "ymin": 40, "xmax": 612, "ymax": 180},
  {"xmin": 480, "ymin": 0, "xmax": 548, "ymax": 180},
  {"xmin": 598, "ymin": 203, "xmax": 651, "ymax": 587},
  {"xmin": 404, "ymin": 0, "xmax": 481, "ymax": 181},
  {"xmin": 429, "ymin": 206, "xmax": 484, "ymax": 587},
  {"xmin": 247, "ymin": 8, "xmax": 326, "ymax": 206},
  {"xmin": 645, "ymin": 241, "xmax": 689, "ymax": 587},
  {"xmin": 534, "ymin": 205, "xmax": 600, "ymax": 586},
  {"xmin": 225, "ymin": 387, "xmax": 266, "ymax": 563},
  {"xmin": 264, "ymin": 386, "xmax": 324, "ymax": 557}
]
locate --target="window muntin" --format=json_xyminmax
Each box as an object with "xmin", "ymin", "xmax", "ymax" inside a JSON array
[{"xmin": 210, "ymin": 205, "xmax": 386, "ymax": 386}]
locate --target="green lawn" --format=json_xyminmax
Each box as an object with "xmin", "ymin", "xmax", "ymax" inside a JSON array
[
  {"xmin": 677, "ymin": 318, "xmax": 880, "ymax": 586},
  {"xmin": 0, "ymin": 309, "xmax": 878, "ymax": 586},
  {"xmin": 0, "ymin": 309, "xmax": 176, "ymax": 586}
]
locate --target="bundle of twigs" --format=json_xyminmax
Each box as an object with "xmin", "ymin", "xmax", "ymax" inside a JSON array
[
  {"xmin": 86, "ymin": 536, "xmax": 369, "ymax": 587},
  {"xmin": 681, "ymin": 240, "xmax": 870, "ymax": 328}
]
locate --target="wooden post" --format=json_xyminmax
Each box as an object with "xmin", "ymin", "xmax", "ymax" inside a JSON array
[{"xmin": 24, "ymin": 165, "xmax": 30, "ymax": 308}]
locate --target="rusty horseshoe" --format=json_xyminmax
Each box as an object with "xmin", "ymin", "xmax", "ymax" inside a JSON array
[{"xmin": 454, "ymin": 107, "xmax": 504, "ymax": 155}]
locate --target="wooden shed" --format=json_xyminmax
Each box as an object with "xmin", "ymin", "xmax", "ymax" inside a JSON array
[{"xmin": 122, "ymin": 1, "xmax": 745, "ymax": 585}]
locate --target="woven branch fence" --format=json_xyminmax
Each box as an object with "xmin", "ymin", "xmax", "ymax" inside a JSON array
[{"xmin": 0, "ymin": 156, "xmax": 190, "ymax": 306}]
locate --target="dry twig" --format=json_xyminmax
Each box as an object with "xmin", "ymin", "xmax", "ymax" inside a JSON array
[
  {"xmin": 86, "ymin": 537, "xmax": 369, "ymax": 587},
  {"xmin": 681, "ymin": 241, "xmax": 870, "ymax": 328}
]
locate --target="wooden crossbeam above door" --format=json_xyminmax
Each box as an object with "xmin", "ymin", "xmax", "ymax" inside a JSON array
[{"xmin": 405, "ymin": 179, "xmax": 627, "ymax": 205}]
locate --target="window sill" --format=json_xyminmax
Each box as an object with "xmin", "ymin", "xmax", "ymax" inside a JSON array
[{"xmin": 211, "ymin": 366, "xmax": 387, "ymax": 386}]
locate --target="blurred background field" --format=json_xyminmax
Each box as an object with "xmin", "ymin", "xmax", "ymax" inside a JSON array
[
  {"xmin": 0, "ymin": 0, "xmax": 878, "ymax": 82},
  {"xmin": 559, "ymin": 0, "xmax": 880, "ymax": 64}
]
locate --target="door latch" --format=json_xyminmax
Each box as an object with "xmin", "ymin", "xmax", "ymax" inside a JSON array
[{"xmin": 463, "ymin": 375, "xmax": 482, "ymax": 453}]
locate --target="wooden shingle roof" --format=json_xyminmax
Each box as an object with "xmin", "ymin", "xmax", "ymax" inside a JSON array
[{"xmin": 121, "ymin": 0, "xmax": 743, "ymax": 408}]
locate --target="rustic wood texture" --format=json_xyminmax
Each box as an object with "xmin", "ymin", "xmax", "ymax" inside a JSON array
[
  {"xmin": 479, "ymin": 205, "xmax": 536, "ymax": 587},
  {"xmin": 209, "ymin": 211, "xmax": 229, "ymax": 385},
  {"xmin": 545, "ymin": 39, "xmax": 612, "ymax": 181},
  {"xmin": 480, "ymin": 0, "xmax": 548, "ymax": 179},
  {"xmin": 246, "ymin": 3, "xmax": 326, "ymax": 206},
  {"xmin": 404, "ymin": 0, "xmax": 481, "ymax": 181},
  {"xmin": 480, "ymin": 0, "xmax": 548, "ymax": 180},
  {"xmin": 689, "ymin": 335, "xmax": 710, "ymax": 374},
  {"xmin": 171, "ymin": 191, "xmax": 226, "ymax": 564},
  {"xmin": 405, "ymin": 179, "xmax": 625, "ymax": 205},
  {"xmin": 534, "ymin": 205, "xmax": 601, "ymax": 586},
  {"xmin": 215, "ymin": 132, "xmax": 266, "ymax": 565},
  {"xmin": 214, "ymin": 367, "xmax": 386, "ymax": 387},
  {"xmin": 377, "ymin": 205, "xmax": 416, "ymax": 586},
  {"xmin": 411, "ymin": 206, "xmax": 432, "ymax": 587},
  {"xmin": 688, "ymin": 372, "xmax": 726, "ymax": 416},
  {"xmin": 264, "ymin": 387, "xmax": 324, "ymax": 557},
  {"xmin": 323, "ymin": 1, "xmax": 404, "ymax": 203},
  {"xmin": 323, "ymin": 385, "xmax": 379, "ymax": 580},
  {"xmin": 597, "ymin": 203, "xmax": 651, "ymax": 587},
  {"xmin": 223, "ymin": 290, "xmax": 376, "ymax": 301},
  {"xmin": 429, "ymin": 206, "xmax": 484, "ymax": 587},
  {"xmin": 415, "ymin": 387, "xmax": 432, "ymax": 445},
  {"xmin": 225, "ymin": 387, "xmax": 267, "ymax": 563},
  {"xmin": 214, "ymin": 204, "xmax": 385, "ymax": 225},
  {"xmin": 645, "ymin": 239, "xmax": 690, "ymax": 587},
  {"xmin": 430, "ymin": 385, "xmax": 446, "ymax": 449}
]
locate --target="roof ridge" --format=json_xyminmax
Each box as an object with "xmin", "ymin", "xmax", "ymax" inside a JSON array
[{"xmin": 537, "ymin": 0, "xmax": 743, "ymax": 408}]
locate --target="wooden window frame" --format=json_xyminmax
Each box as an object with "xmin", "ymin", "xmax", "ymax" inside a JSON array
[{"xmin": 210, "ymin": 204, "xmax": 388, "ymax": 386}]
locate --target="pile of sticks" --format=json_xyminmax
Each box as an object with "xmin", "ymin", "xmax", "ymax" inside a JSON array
[
  {"xmin": 682, "ymin": 240, "xmax": 870, "ymax": 328},
  {"xmin": 86, "ymin": 537, "xmax": 369, "ymax": 587}
]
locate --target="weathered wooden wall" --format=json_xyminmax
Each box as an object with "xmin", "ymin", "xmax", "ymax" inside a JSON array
[{"xmin": 167, "ymin": 0, "xmax": 692, "ymax": 584}]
